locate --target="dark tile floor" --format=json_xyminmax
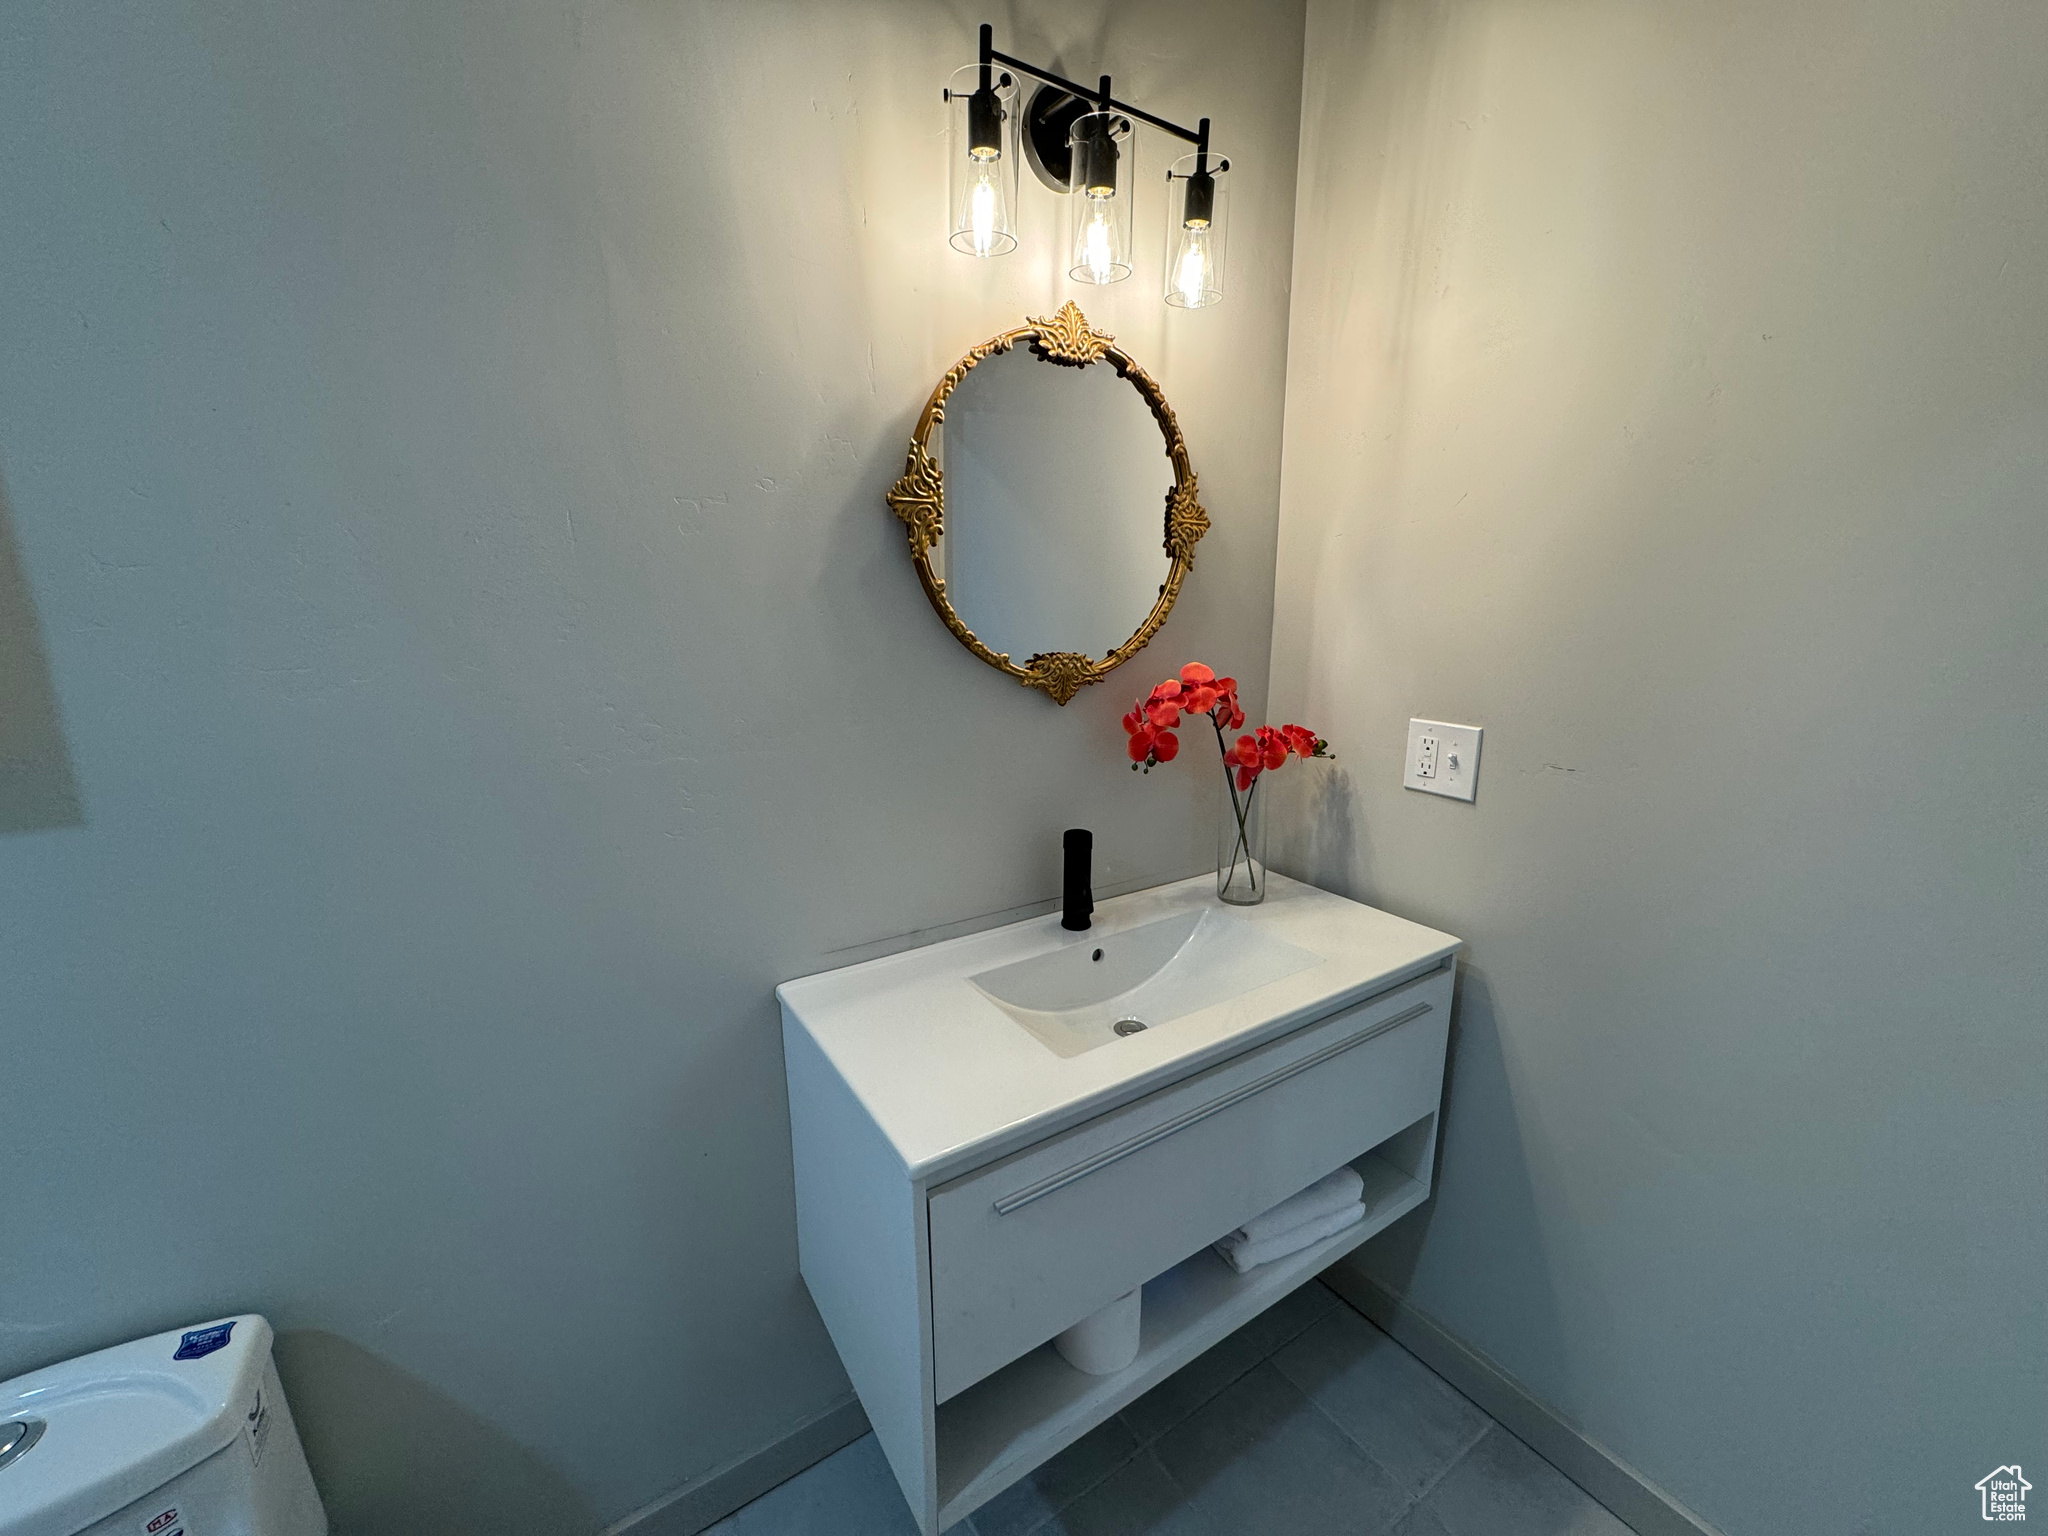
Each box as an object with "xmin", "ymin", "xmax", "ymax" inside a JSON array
[{"xmin": 707, "ymin": 1282, "xmax": 1635, "ymax": 1536}]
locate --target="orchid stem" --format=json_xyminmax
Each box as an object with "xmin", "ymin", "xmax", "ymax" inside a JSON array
[{"xmin": 1212, "ymin": 711, "xmax": 1260, "ymax": 898}]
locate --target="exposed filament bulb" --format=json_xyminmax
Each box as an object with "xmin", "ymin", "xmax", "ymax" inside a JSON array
[
  {"xmin": 1083, "ymin": 199, "xmax": 1116, "ymax": 282},
  {"xmin": 970, "ymin": 170, "xmax": 998, "ymax": 256}
]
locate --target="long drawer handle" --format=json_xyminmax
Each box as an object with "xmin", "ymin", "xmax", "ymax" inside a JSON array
[{"xmin": 991, "ymin": 1000, "xmax": 1433, "ymax": 1216}]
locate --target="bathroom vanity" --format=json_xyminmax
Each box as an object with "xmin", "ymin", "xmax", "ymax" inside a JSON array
[{"xmin": 778, "ymin": 874, "xmax": 1460, "ymax": 1534}]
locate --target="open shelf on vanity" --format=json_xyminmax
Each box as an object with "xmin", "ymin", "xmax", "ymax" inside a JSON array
[{"xmin": 933, "ymin": 1119, "xmax": 1437, "ymax": 1525}]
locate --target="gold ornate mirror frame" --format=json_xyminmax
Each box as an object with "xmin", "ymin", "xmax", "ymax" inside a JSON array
[{"xmin": 886, "ymin": 302, "xmax": 1209, "ymax": 705}]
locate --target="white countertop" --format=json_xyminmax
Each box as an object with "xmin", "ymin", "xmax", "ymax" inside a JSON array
[{"xmin": 776, "ymin": 874, "xmax": 1461, "ymax": 1183}]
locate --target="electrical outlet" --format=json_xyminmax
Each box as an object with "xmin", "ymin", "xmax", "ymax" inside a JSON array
[{"xmin": 1404, "ymin": 718, "xmax": 1483, "ymax": 802}]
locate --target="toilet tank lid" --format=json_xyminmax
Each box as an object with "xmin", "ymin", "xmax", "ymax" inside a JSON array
[{"xmin": 0, "ymin": 1314, "xmax": 275, "ymax": 1536}]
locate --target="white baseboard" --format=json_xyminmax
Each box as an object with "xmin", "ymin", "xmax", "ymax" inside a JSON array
[
  {"xmin": 601, "ymin": 1395, "xmax": 870, "ymax": 1536},
  {"xmin": 1319, "ymin": 1262, "xmax": 1727, "ymax": 1536}
]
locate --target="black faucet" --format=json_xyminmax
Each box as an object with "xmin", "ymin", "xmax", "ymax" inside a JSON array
[{"xmin": 1062, "ymin": 829, "xmax": 1094, "ymax": 931}]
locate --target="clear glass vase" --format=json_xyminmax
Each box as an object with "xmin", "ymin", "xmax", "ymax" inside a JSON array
[{"xmin": 1217, "ymin": 772, "xmax": 1269, "ymax": 905}]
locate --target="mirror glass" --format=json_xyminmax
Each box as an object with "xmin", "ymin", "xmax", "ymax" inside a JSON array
[{"xmin": 931, "ymin": 348, "xmax": 1176, "ymax": 663}]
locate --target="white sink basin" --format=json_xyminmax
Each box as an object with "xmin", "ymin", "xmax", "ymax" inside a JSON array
[
  {"xmin": 776, "ymin": 873, "xmax": 1461, "ymax": 1181},
  {"xmin": 970, "ymin": 908, "xmax": 1322, "ymax": 1058}
]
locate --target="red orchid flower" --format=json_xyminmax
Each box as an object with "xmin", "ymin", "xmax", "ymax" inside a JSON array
[
  {"xmin": 1252, "ymin": 726, "xmax": 1285, "ymax": 771},
  {"xmin": 1217, "ymin": 679, "xmax": 1246, "ymax": 730},
  {"xmin": 1120, "ymin": 664, "xmax": 1336, "ymax": 903},
  {"xmin": 1121, "ymin": 663, "xmax": 1330, "ymax": 786},
  {"xmin": 1280, "ymin": 724, "xmax": 1329, "ymax": 759},
  {"xmin": 1223, "ymin": 732, "xmax": 1266, "ymax": 791},
  {"xmin": 1125, "ymin": 694, "xmax": 1180, "ymax": 770}
]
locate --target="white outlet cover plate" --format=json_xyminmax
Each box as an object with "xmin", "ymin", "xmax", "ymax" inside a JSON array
[{"xmin": 1405, "ymin": 718, "xmax": 1483, "ymax": 802}]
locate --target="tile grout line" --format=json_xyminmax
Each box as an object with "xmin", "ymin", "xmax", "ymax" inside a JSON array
[
  {"xmin": 1322, "ymin": 1276, "xmax": 1687, "ymax": 1535},
  {"xmin": 1324, "ymin": 1281, "xmax": 1491, "ymax": 1424},
  {"xmin": 1261, "ymin": 1290, "xmax": 1471, "ymax": 1516},
  {"xmin": 1414, "ymin": 1420, "xmax": 1492, "ymax": 1505},
  {"xmin": 1268, "ymin": 1297, "xmax": 1493, "ymax": 1532},
  {"xmin": 1363, "ymin": 1425, "xmax": 1493, "ymax": 1536},
  {"xmin": 1021, "ymin": 1283, "xmax": 1351, "ymax": 1536},
  {"xmin": 1015, "ymin": 1441, "xmax": 1146, "ymax": 1536},
  {"xmin": 1140, "ymin": 1441, "xmax": 1214, "ymax": 1528},
  {"xmin": 1122, "ymin": 1283, "xmax": 1341, "ymax": 1451},
  {"xmin": 1294, "ymin": 1386, "xmax": 1431, "ymax": 1522},
  {"xmin": 1317, "ymin": 1276, "xmax": 1525, "ymax": 1510}
]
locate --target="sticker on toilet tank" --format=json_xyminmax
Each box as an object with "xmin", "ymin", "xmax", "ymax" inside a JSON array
[
  {"xmin": 244, "ymin": 1385, "xmax": 271, "ymax": 1466},
  {"xmin": 172, "ymin": 1321, "xmax": 234, "ymax": 1360},
  {"xmin": 143, "ymin": 1510, "xmax": 182, "ymax": 1535}
]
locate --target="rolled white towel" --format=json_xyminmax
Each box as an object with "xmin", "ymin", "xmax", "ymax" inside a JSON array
[
  {"xmin": 1214, "ymin": 1199, "xmax": 1366, "ymax": 1274},
  {"xmin": 1229, "ymin": 1166, "xmax": 1365, "ymax": 1250}
]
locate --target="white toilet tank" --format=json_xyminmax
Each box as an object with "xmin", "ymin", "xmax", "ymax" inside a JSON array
[{"xmin": 0, "ymin": 1315, "xmax": 326, "ymax": 1536}]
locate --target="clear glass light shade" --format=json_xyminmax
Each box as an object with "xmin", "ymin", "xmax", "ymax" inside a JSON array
[
  {"xmin": 947, "ymin": 64, "xmax": 1019, "ymax": 258},
  {"xmin": 1163, "ymin": 151, "xmax": 1230, "ymax": 308},
  {"xmin": 1066, "ymin": 111, "xmax": 1135, "ymax": 284}
]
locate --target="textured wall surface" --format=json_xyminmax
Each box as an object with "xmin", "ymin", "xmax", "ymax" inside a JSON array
[
  {"xmin": 0, "ymin": 2, "xmax": 1305, "ymax": 1528},
  {"xmin": 1272, "ymin": 2, "xmax": 2048, "ymax": 1532}
]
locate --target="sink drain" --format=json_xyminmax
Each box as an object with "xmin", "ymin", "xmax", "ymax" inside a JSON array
[{"xmin": 1112, "ymin": 1018, "xmax": 1147, "ymax": 1037}]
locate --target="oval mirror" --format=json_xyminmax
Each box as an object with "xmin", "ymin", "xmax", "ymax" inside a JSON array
[{"xmin": 887, "ymin": 303, "xmax": 1209, "ymax": 703}]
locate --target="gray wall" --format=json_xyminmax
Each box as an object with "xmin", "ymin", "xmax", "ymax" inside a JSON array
[
  {"xmin": 0, "ymin": 1, "xmax": 1305, "ymax": 1529},
  {"xmin": 1271, "ymin": 2, "xmax": 2047, "ymax": 1532}
]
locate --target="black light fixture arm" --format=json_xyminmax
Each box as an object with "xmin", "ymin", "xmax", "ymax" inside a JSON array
[{"xmin": 978, "ymin": 23, "xmax": 1213, "ymax": 162}]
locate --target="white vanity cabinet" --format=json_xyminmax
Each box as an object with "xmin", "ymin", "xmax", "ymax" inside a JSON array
[{"xmin": 779, "ymin": 875, "xmax": 1459, "ymax": 1535}]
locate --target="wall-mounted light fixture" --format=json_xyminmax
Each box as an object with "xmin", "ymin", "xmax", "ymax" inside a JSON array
[
  {"xmin": 942, "ymin": 25, "xmax": 1232, "ymax": 309},
  {"xmin": 1164, "ymin": 149, "xmax": 1227, "ymax": 308},
  {"xmin": 1067, "ymin": 104, "xmax": 1133, "ymax": 284},
  {"xmin": 946, "ymin": 57, "xmax": 1019, "ymax": 256}
]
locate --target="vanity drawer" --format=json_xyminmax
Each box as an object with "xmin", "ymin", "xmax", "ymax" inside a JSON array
[{"xmin": 927, "ymin": 966, "xmax": 1452, "ymax": 1402}]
